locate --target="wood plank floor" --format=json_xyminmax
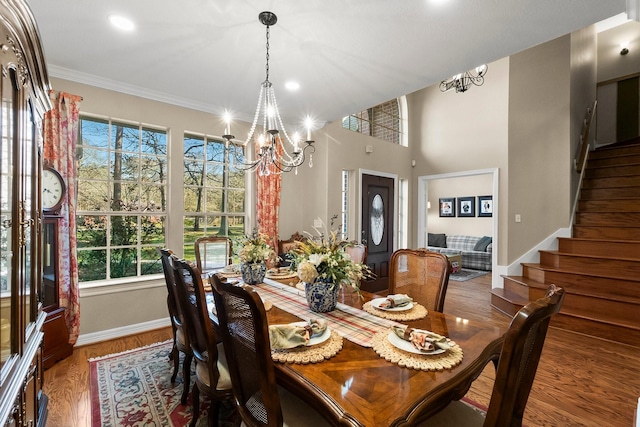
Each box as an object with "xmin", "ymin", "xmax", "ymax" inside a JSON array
[{"xmin": 43, "ymin": 274, "xmax": 640, "ymax": 426}]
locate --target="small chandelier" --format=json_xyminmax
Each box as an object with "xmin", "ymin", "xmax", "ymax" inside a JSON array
[
  {"xmin": 223, "ymin": 11, "xmax": 315, "ymax": 176},
  {"xmin": 439, "ymin": 64, "xmax": 488, "ymax": 93}
]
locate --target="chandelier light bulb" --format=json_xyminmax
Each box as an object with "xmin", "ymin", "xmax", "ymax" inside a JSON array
[{"xmin": 223, "ymin": 111, "xmax": 232, "ymax": 136}]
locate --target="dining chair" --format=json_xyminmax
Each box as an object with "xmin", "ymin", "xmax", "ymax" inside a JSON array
[
  {"xmin": 418, "ymin": 284, "xmax": 565, "ymax": 427},
  {"xmin": 343, "ymin": 241, "xmax": 367, "ymax": 264},
  {"xmin": 171, "ymin": 255, "xmax": 234, "ymax": 427},
  {"xmin": 157, "ymin": 247, "xmax": 193, "ymax": 405},
  {"xmin": 194, "ymin": 236, "xmax": 233, "ymax": 273},
  {"xmin": 210, "ymin": 273, "xmax": 331, "ymax": 427},
  {"xmin": 388, "ymin": 248, "xmax": 450, "ymax": 312}
]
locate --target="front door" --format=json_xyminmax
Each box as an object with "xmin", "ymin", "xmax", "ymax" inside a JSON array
[{"xmin": 361, "ymin": 174, "xmax": 394, "ymax": 293}]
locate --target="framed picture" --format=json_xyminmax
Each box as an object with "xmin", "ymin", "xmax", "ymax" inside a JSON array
[
  {"xmin": 439, "ymin": 197, "xmax": 455, "ymax": 217},
  {"xmin": 478, "ymin": 195, "xmax": 493, "ymax": 217},
  {"xmin": 457, "ymin": 196, "xmax": 475, "ymax": 217}
]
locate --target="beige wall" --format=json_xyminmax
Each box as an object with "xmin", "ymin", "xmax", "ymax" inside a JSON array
[
  {"xmin": 507, "ymin": 36, "xmax": 572, "ymax": 262},
  {"xmin": 598, "ymin": 21, "xmax": 640, "ymax": 83},
  {"xmin": 408, "ymin": 57, "xmax": 509, "ymax": 262},
  {"xmin": 427, "ymin": 175, "xmax": 493, "ymax": 237}
]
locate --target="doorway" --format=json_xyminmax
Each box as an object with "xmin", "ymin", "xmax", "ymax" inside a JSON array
[{"xmin": 360, "ymin": 173, "xmax": 395, "ymax": 293}]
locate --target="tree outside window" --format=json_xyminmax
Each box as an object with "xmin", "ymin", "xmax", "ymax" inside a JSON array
[
  {"xmin": 76, "ymin": 117, "xmax": 167, "ymax": 282},
  {"xmin": 183, "ymin": 134, "xmax": 246, "ymax": 261}
]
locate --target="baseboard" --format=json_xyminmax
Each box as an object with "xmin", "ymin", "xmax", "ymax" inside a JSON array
[{"xmin": 75, "ymin": 317, "xmax": 171, "ymax": 347}]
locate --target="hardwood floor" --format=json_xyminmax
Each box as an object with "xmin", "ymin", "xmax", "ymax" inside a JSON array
[{"xmin": 44, "ymin": 274, "xmax": 640, "ymax": 426}]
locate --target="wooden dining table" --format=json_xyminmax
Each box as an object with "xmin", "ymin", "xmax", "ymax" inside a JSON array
[{"xmin": 207, "ymin": 275, "xmax": 506, "ymax": 427}]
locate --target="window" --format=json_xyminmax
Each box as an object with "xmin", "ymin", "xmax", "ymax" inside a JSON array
[
  {"xmin": 76, "ymin": 117, "xmax": 167, "ymax": 282},
  {"xmin": 341, "ymin": 170, "xmax": 349, "ymax": 240},
  {"xmin": 183, "ymin": 135, "xmax": 246, "ymax": 260},
  {"xmin": 398, "ymin": 179, "xmax": 408, "ymax": 249},
  {"xmin": 342, "ymin": 98, "xmax": 404, "ymax": 145}
]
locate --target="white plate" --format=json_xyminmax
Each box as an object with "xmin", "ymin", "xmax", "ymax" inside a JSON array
[
  {"xmin": 291, "ymin": 321, "xmax": 331, "ymax": 346},
  {"xmin": 370, "ymin": 297, "xmax": 414, "ymax": 312},
  {"xmin": 387, "ymin": 331, "xmax": 446, "ymax": 355}
]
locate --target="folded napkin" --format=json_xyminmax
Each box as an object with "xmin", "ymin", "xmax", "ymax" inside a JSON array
[
  {"xmin": 392, "ymin": 326, "xmax": 451, "ymax": 352},
  {"xmin": 269, "ymin": 319, "xmax": 328, "ymax": 350},
  {"xmin": 379, "ymin": 294, "xmax": 413, "ymax": 309}
]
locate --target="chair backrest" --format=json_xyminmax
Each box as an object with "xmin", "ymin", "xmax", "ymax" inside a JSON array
[
  {"xmin": 388, "ymin": 249, "xmax": 450, "ymax": 312},
  {"xmin": 211, "ymin": 273, "xmax": 284, "ymax": 427},
  {"xmin": 343, "ymin": 242, "xmax": 367, "ymax": 264},
  {"xmin": 171, "ymin": 256, "xmax": 222, "ymax": 384},
  {"xmin": 194, "ymin": 236, "xmax": 233, "ymax": 272},
  {"xmin": 484, "ymin": 284, "xmax": 565, "ymax": 427},
  {"xmin": 158, "ymin": 248, "xmax": 190, "ymax": 346}
]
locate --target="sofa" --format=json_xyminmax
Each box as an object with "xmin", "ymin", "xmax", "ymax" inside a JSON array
[{"xmin": 426, "ymin": 233, "xmax": 492, "ymax": 271}]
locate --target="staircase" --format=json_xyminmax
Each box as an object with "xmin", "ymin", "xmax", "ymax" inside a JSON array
[{"xmin": 491, "ymin": 140, "xmax": 640, "ymax": 348}]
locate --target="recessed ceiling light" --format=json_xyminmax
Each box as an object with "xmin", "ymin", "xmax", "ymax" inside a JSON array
[
  {"xmin": 285, "ymin": 81, "xmax": 300, "ymax": 91},
  {"xmin": 108, "ymin": 14, "xmax": 135, "ymax": 32}
]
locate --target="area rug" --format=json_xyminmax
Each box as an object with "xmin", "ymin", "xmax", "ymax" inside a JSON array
[
  {"xmin": 90, "ymin": 340, "xmax": 239, "ymax": 427},
  {"xmin": 449, "ymin": 268, "xmax": 490, "ymax": 282}
]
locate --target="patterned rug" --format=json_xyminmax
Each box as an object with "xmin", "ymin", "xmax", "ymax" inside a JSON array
[
  {"xmin": 449, "ymin": 268, "xmax": 490, "ymax": 282},
  {"xmin": 90, "ymin": 340, "xmax": 239, "ymax": 427}
]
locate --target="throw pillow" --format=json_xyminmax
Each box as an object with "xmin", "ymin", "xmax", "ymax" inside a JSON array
[
  {"xmin": 428, "ymin": 233, "xmax": 447, "ymax": 248},
  {"xmin": 473, "ymin": 236, "xmax": 492, "ymax": 252}
]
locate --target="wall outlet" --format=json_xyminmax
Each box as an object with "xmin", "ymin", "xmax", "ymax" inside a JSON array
[{"xmin": 515, "ymin": 214, "xmax": 522, "ymax": 223}]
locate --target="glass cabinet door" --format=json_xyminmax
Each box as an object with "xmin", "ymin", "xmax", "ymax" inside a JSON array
[{"xmin": 0, "ymin": 58, "xmax": 15, "ymax": 368}]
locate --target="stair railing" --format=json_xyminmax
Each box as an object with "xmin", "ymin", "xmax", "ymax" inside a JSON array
[
  {"xmin": 575, "ymin": 100, "xmax": 597, "ymax": 173},
  {"xmin": 570, "ymin": 100, "xmax": 597, "ymax": 231}
]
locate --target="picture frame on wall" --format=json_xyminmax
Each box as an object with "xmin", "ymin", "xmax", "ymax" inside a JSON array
[
  {"xmin": 439, "ymin": 197, "xmax": 456, "ymax": 217},
  {"xmin": 457, "ymin": 196, "xmax": 475, "ymax": 217},
  {"xmin": 478, "ymin": 195, "xmax": 493, "ymax": 217}
]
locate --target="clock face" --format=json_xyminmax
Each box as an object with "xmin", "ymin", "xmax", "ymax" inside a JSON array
[{"xmin": 42, "ymin": 168, "xmax": 65, "ymax": 210}]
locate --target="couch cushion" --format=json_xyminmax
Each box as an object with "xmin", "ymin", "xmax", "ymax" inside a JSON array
[
  {"xmin": 473, "ymin": 236, "xmax": 492, "ymax": 252},
  {"xmin": 427, "ymin": 233, "xmax": 447, "ymax": 248},
  {"xmin": 446, "ymin": 235, "xmax": 481, "ymax": 252}
]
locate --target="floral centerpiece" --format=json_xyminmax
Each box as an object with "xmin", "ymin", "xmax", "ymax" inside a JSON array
[
  {"xmin": 288, "ymin": 218, "xmax": 373, "ymax": 312},
  {"xmin": 238, "ymin": 231, "xmax": 277, "ymax": 284}
]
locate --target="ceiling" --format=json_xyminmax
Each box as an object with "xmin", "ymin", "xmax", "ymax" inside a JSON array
[{"xmin": 29, "ymin": 0, "xmax": 627, "ymax": 130}]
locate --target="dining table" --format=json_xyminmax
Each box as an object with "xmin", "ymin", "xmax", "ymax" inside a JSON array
[{"xmin": 206, "ymin": 274, "xmax": 506, "ymax": 427}]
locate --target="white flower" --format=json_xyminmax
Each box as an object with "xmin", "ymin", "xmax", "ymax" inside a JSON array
[
  {"xmin": 297, "ymin": 261, "xmax": 319, "ymax": 283},
  {"xmin": 308, "ymin": 253, "xmax": 325, "ymax": 266}
]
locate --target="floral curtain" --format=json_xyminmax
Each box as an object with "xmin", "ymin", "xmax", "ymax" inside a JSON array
[
  {"xmin": 256, "ymin": 139, "xmax": 282, "ymax": 256},
  {"xmin": 43, "ymin": 91, "xmax": 82, "ymax": 345}
]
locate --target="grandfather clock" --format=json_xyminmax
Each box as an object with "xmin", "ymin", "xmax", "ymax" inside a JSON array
[{"xmin": 42, "ymin": 164, "xmax": 73, "ymax": 368}]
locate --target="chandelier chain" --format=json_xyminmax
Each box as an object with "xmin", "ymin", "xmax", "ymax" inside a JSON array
[{"xmin": 265, "ymin": 24, "xmax": 270, "ymax": 83}]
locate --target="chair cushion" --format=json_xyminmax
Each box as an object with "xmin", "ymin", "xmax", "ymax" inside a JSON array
[
  {"xmin": 428, "ymin": 233, "xmax": 447, "ymax": 248},
  {"xmin": 417, "ymin": 400, "xmax": 485, "ymax": 426},
  {"xmin": 176, "ymin": 328, "xmax": 187, "ymax": 347},
  {"xmin": 194, "ymin": 343, "xmax": 232, "ymax": 391},
  {"xmin": 279, "ymin": 386, "xmax": 331, "ymax": 427}
]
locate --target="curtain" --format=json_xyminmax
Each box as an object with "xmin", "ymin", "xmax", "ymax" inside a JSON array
[
  {"xmin": 256, "ymin": 139, "xmax": 282, "ymax": 258},
  {"xmin": 43, "ymin": 91, "xmax": 82, "ymax": 345}
]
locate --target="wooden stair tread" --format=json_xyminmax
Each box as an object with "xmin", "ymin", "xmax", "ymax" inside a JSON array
[
  {"xmin": 538, "ymin": 249, "xmax": 640, "ymax": 262},
  {"xmin": 502, "ymin": 272, "xmax": 640, "ymax": 304},
  {"xmin": 522, "ymin": 262, "xmax": 640, "ymax": 282}
]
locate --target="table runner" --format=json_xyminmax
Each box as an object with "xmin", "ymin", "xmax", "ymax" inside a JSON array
[{"xmin": 254, "ymin": 279, "xmax": 403, "ymax": 347}]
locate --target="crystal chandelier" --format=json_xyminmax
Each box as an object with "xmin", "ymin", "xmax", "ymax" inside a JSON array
[
  {"xmin": 223, "ymin": 11, "xmax": 315, "ymax": 176},
  {"xmin": 439, "ymin": 64, "xmax": 488, "ymax": 93}
]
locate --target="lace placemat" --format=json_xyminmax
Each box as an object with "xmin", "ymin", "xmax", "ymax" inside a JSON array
[
  {"xmin": 371, "ymin": 329, "xmax": 463, "ymax": 371},
  {"xmin": 362, "ymin": 301, "xmax": 428, "ymax": 321},
  {"xmin": 271, "ymin": 330, "xmax": 343, "ymax": 364}
]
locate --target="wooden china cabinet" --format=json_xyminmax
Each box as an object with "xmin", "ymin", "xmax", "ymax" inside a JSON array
[{"xmin": 0, "ymin": 0, "xmax": 52, "ymax": 426}]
